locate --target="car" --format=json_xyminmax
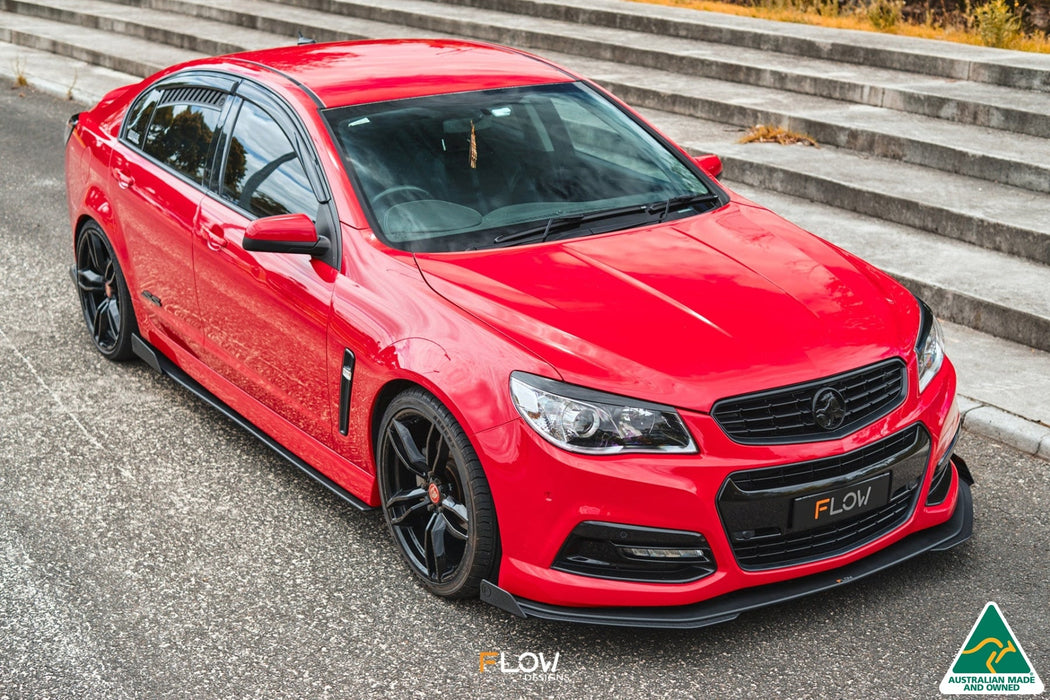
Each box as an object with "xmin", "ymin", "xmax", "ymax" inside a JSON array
[{"xmin": 65, "ymin": 38, "xmax": 973, "ymax": 628}]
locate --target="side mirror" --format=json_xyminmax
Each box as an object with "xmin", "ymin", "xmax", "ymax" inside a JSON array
[
  {"xmin": 694, "ymin": 154, "xmax": 723, "ymax": 179},
  {"xmin": 243, "ymin": 213, "xmax": 330, "ymax": 256}
]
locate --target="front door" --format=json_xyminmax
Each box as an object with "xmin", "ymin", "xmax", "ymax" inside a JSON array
[{"xmin": 194, "ymin": 96, "xmax": 335, "ymax": 442}]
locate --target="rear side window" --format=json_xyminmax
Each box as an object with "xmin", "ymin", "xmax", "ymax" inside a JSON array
[
  {"xmin": 142, "ymin": 101, "xmax": 222, "ymax": 183},
  {"xmin": 222, "ymin": 100, "xmax": 317, "ymax": 219}
]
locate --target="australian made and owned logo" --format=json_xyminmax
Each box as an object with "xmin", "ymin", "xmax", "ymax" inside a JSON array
[{"xmin": 941, "ymin": 602, "xmax": 1044, "ymax": 695}]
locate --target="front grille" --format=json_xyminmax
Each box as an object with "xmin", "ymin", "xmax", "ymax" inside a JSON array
[
  {"xmin": 731, "ymin": 424, "xmax": 920, "ymax": 491},
  {"xmin": 711, "ymin": 358, "xmax": 907, "ymax": 444},
  {"xmin": 730, "ymin": 489, "xmax": 914, "ymax": 569},
  {"xmin": 717, "ymin": 425, "xmax": 930, "ymax": 570}
]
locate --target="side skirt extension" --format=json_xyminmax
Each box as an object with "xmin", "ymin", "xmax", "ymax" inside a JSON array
[{"xmin": 131, "ymin": 334, "xmax": 373, "ymax": 512}]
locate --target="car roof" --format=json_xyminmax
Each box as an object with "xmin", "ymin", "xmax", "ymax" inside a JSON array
[{"xmin": 224, "ymin": 39, "xmax": 575, "ymax": 108}]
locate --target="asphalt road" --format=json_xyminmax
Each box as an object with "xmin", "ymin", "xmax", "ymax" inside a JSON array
[{"xmin": 1, "ymin": 86, "xmax": 1047, "ymax": 700}]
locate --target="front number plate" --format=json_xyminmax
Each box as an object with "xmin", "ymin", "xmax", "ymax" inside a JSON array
[{"xmin": 792, "ymin": 473, "xmax": 892, "ymax": 531}]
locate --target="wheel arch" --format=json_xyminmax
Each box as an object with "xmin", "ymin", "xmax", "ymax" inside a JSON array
[
  {"xmin": 73, "ymin": 186, "xmax": 131, "ymax": 267},
  {"xmin": 367, "ymin": 336, "xmax": 522, "ymax": 453},
  {"xmin": 74, "ymin": 213, "xmax": 97, "ymax": 239},
  {"xmin": 369, "ymin": 378, "xmax": 421, "ymax": 460},
  {"xmin": 370, "ymin": 375, "xmax": 503, "ymax": 596}
]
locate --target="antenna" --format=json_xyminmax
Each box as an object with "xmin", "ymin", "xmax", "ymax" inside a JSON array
[{"xmin": 297, "ymin": 31, "xmax": 316, "ymax": 46}]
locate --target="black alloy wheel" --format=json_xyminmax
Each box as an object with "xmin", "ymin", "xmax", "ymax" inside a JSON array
[
  {"xmin": 75, "ymin": 222, "xmax": 135, "ymax": 360},
  {"xmin": 377, "ymin": 389, "xmax": 498, "ymax": 598}
]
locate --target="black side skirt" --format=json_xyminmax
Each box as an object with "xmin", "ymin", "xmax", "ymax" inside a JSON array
[
  {"xmin": 481, "ymin": 478, "xmax": 973, "ymax": 629},
  {"xmin": 131, "ymin": 334, "xmax": 373, "ymax": 512}
]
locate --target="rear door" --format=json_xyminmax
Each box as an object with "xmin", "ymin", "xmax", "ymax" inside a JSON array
[
  {"xmin": 194, "ymin": 84, "xmax": 338, "ymax": 443},
  {"xmin": 114, "ymin": 83, "xmax": 230, "ymax": 355}
]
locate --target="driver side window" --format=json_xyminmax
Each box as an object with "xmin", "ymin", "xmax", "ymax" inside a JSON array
[{"xmin": 222, "ymin": 100, "xmax": 317, "ymax": 219}]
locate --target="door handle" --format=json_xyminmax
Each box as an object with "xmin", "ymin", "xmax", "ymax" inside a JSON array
[
  {"xmin": 206, "ymin": 225, "xmax": 228, "ymax": 250},
  {"xmin": 114, "ymin": 169, "xmax": 134, "ymax": 189}
]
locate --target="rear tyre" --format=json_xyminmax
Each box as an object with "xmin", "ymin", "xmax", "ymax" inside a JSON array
[
  {"xmin": 74, "ymin": 222, "xmax": 136, "ymax": 361},
  {"xmin": 377, "ymin": 388, "xmax": 499, "ymax": 598}
]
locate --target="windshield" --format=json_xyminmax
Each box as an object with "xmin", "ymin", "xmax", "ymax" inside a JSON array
[{"xmin": 324, "ymin": 82, "xmax": 722, "ymax": 252}]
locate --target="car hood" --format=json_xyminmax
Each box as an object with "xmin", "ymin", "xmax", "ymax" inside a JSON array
[{"xmin": 414, "ymin": 201, "xmax": 918, "ymax": 413}]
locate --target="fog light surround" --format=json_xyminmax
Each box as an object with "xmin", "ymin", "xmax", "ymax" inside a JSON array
[{"xmin": 553, "ymin": 521, "xmax": 716, "ymax": 583}]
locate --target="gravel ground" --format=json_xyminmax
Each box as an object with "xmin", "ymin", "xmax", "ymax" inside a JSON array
[{"xmin": 1, "ymin": 85, "xmax": 1047, "ymax": 699}]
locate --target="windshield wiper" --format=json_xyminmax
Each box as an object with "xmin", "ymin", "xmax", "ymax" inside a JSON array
[
  {"xmin": 645, "ymin": 192, "xmax": 722, "ymax": 222},
  {"xmin": 493, "ymin": 214, "xmax": 585, "ymax": 246},
  {"xmin": 492, "ymin": 204, "xmax": 648, "ymax": 247}
]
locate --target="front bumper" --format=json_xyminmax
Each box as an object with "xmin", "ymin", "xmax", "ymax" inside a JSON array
[
  {"xmin": 476, "ymin": 355, "xmax": 965, "ymax": 613},
  {"xmin": 481, "ymin": 475, "xmax": 972, "ymax": 628}
]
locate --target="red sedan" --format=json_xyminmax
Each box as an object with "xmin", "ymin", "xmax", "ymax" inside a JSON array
[{"xmin": 65, "ymin": 39, "xmax": 972, "ymax": 627}]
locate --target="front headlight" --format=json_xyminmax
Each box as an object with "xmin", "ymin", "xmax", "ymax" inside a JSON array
[
  {"xmin": 509, "ymin": 372, "xmax": 696, "ymax": 454},
  {"xmin": 915, "ymin": 297, "xmax": 945, "ymax": 393}
]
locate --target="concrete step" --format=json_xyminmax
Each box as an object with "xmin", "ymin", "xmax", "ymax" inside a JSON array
[
  {"xmin": 11, "ymin": 0, "xmax": 1049, "ymax": 197},
  {"xmin": 103, "ymin": 0, "xmax": 446, "ymax": 45},
  {"xmin": 0, "ymin": 12, "xmax": 200, "ymax": 77},
  {"xmin": 7, "ymin": 16, "xmax": 1043, "ymax": 355},
  {"xmin": 432, "ymin": 0, "xmax": 1050, "ymax": 92},
  {"xmin": 0, "ymin": 0, "xmax": 448, "ymax": 77},
  {"xmin": 641, "ymin": 106, "xmax": 1050, "ymax": 267},
  {"xmin": 259, "ymin": 0, "xmax": 1050, "ymax": 139},
  {"xmin": 725, "ymin": 181, "xmax": 1050, "ymax": 355},
  {"xmin": 0, "ymin": 38, "xmax": 136, "ymax": 103},
  {"xmin": 554, "ymin": 52, "xmax": 1050, "ymax": 195},
  {"xmin": 0, "ymin": 0, "xmax": 276, "ymax": 56},
  {"xmin": 941, "ymin": 322, "xmax": 1050, "ymax": 441}
]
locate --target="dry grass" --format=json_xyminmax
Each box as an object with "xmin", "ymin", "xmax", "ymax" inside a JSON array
[
  {"xmin": 738, "ymin": 124, "xmax": 819, "ymax": 145},
  {"xmin": 12, "ymin": 57, "xmax": 28, "ymax": 88},
  {"xmin": 67, "ymin": 69, "xmax": 78, "ymax": 101},
  {"xmin": 628, "ymin": 0, "xmax": 1050, "ymax": 53}
]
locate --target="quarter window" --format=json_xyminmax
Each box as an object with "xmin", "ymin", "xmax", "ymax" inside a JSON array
[
  {"xmin": 124, "ymin": 88, "xmax": 162, "ymax": 148},
  {"xmin": 222, "ymin": 101, "xmax": 317, "ymax": 219}
]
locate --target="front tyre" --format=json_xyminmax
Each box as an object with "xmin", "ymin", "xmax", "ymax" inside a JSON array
[
  {"xmin": 377, "ymin": 389, "xmax": 499, "ymax": 598},
  {"xmin": 74, "ymin": 222, "xmax": 136, "ymax": 361}
]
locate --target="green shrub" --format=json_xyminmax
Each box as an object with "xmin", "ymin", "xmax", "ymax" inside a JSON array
[
  {"xmin": 969, "ymin": 0, "xmax": 1024, "ymax": 47},
  {"xmin": 866, "ymin": 0, "xmax": 904, "ymax": 29},
  {"xmin": 752, "ymin": 0, "xmax": 839, "ymax": 16}
]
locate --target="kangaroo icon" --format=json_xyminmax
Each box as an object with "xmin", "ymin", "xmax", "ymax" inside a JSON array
[{"xmin": 962, "ymin": 637, "xmax": 1018, "ymax": 674}]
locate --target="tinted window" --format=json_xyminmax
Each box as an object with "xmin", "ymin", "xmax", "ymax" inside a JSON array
[
  {"xmin": 551, "ymin": 94, "xmax": 679, "ymax": 181},
  {"xmin": 124, "ymin": 88, "xmax": 162, "ymax": 148},
  {"xmin": 324, "ymin": 82, "xmax": 714, "ymax": 252},
  {"xmin": 222, "ymin": 101, "xmax": 316, "ymax": 219},
  {"xmin": 142, "ymin": 103, "xmax": 221, "ymax": 183}
]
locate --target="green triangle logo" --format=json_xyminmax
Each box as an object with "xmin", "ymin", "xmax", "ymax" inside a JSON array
[{"xmin": 941, "ymin": 602, "xmax": 1044, "ymax": 695}]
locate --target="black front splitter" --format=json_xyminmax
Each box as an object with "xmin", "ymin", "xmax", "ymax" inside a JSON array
[{"xmin": 481, "ymin": 478, "xmax": 973, "ymax": 629}]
